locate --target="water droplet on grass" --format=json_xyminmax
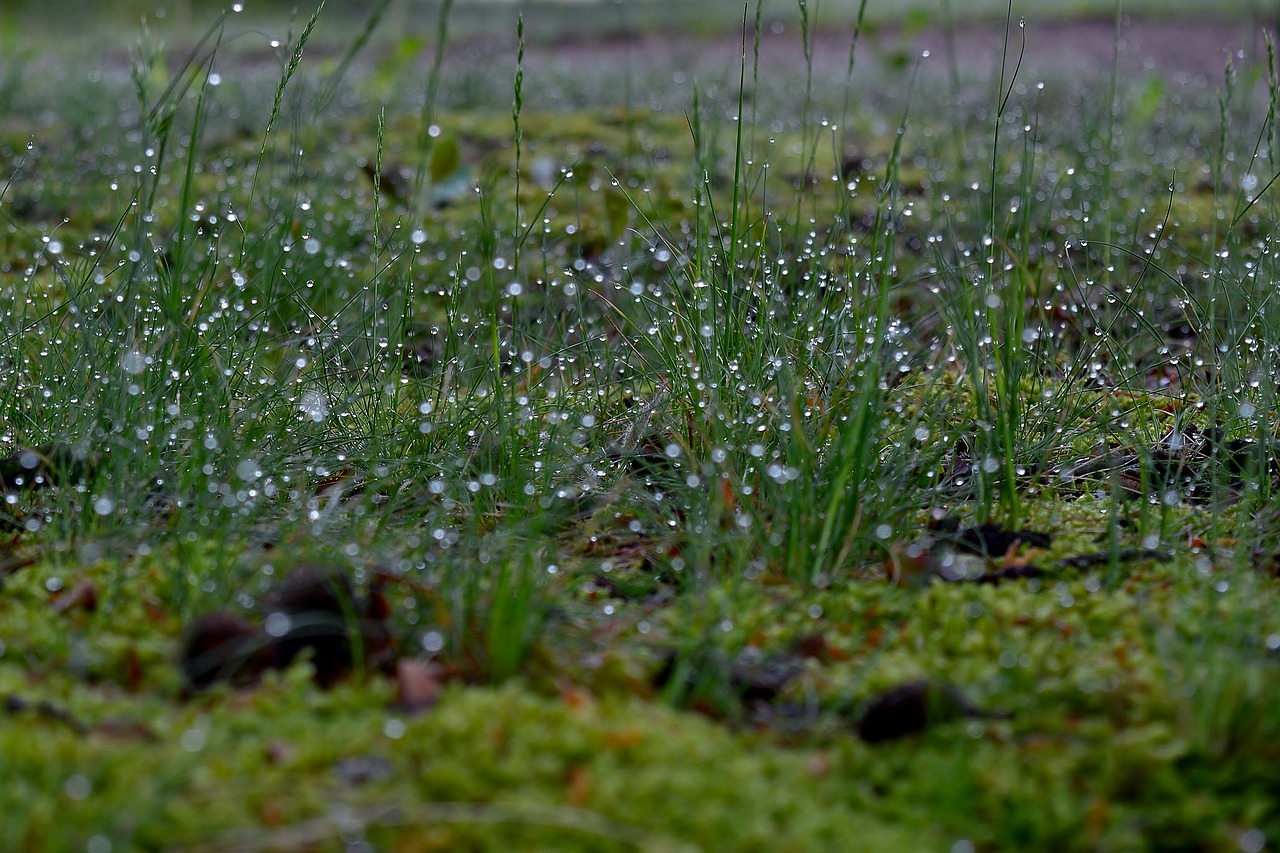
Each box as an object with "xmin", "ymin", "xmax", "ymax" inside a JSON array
[
  {"xmin": 180, "ymin": 726, "xmax": 207, "ymax": 752},
  {"xmin": 299, "ymin": 389, "xmax": 329, "ymax": 422},
  {"xmin": 120, "ymin": 350, "xmax": 147, "ymax": 375},
  {"xmin": 1239, "ymin": 828, "xmax": 1266, "ymax": 853},
  {"xmin": 63, "ymin": 774, "xmax": 91, "ymax": 800},
  {"xmin": 264, "ymin": 612, "xmax": 291, "ymax": 638},
  {"xmin": 235, "ymin": 458, "xmax": 262, "ymax": 482}
]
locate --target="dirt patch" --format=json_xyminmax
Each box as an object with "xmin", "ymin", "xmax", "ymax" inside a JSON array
[{"xmin": 469, "ymin": 16, "xmax": 1275, "ymax": 90}]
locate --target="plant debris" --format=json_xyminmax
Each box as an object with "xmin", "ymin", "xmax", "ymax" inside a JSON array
[
  {"xmin": 392, "ymin": 658, "xmax": 450, "ymax": 714},
  {"xmin": 651, "ymin": 645, "xmax": 806, "ymax": 714},
  {"xmin": 855, "ymin": 680, "xmax": 1008, "ymax": 744},
  {"xmin": 4, "ymin": 694, "xmax": 88, "ymax": 734},
  {"xmin": 0, "ymin": 444, "xmax": 93, "ymax": 491},
  {"xmin": 944, "ymin": 522, "xmax": 1052, "ymax": 557},
  {"xmin": 179, "ymin": 563, "xmax": 397, "ymax": 692},
  {"xmin": 179, "ymin": 610, "xmax": 277, "ymax": 691},
  {"xmin": 49, "ymin": 578, "xmax": 98, "ymax": 614}
]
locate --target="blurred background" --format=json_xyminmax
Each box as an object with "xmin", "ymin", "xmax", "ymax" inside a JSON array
[
  {"xmin": 0, "ymin": 0, "xmax": 1272, "ymax": 46},
  {"xmin": 0, "ymin": 0, "xmax": 1271, "ymax": 119}
]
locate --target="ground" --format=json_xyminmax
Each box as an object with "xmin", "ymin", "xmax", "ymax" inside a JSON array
[{"xmin": 2, "ymin": 4, "xmax": 1280, "ymax": 851}]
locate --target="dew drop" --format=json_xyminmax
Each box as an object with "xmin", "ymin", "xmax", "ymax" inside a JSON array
[
  {"xmin": 63, "ymin": 775, "xmax": 91, "ymax": 800},
  {"xmin": 120, "ymin": 350, "xmax": 147, "ymax": 375},
  {"xmin": 264, "ymin": 612, "xmax": 291, "ymax": 638},
  {"xmin": 299, "ymin": 389, "xmax": 329, "ymax": 422}
]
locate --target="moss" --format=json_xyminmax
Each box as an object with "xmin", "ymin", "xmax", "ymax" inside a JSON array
[{"xmin": 1, "ymin": 8, "xmax": 1279, "ymax": 850}]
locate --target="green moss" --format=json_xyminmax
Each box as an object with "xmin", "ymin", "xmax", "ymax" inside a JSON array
[{"xmin": 1, "ymin": 6, "xmax": 1279, "ymax": 849}]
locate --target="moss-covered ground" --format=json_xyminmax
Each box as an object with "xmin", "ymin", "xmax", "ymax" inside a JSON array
[{"xmin": 2, "ymin": 3, "xmax": 1280, "ymax": 851}]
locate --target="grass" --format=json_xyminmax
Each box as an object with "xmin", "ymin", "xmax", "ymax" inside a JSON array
[{"xmin": 2, "ymin": 1, "xmax": 1280, "ymax": 850}]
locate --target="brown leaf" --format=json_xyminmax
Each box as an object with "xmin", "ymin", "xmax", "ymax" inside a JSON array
[
  {"xmin": 4, "ymin": 694, "xmax": 88, "ymax": 734},
  {"xmin": 951, "ymin": 523, "xmax": 1051, "ymax": 557},
  {"xmin": 334, "ymin": 755, "xmax": 393, "ymax": 787},
  {"xmin": 51, "ymin": 578, "xmax": 98, "ymax": 614},
  {"xmin": 93, "ymin": 717, "xmax": 156, "ymax": 741},
  {"xmin": 567, "ymin": 764, "xmax": 592, "ymax": 807},
  {"xmin": 0, "ymin": 549, "xmax": 37, "ymax": 579},
  {"xmin": 179, "ymin": 610, "xmax": 275, "ymax": 692},
  {"xmin": 260, "ymin": 563, "xmax": 395, "ymax": 687},
  {"xmin": 260, "ymin": 799, "xmax": 288, "ymax": 828},
  {"xmin": 789, "ymin": 632, "xmax": 852, "ymax": 662},
  {"xmin": 264, "ymin": 740, "xmax": 296, "ymax": 765},
  {"xmin": 856, "ymin": 680, "xmax": 1007, "ymax": 744},
  {"xmin": 181, "ymin": 564, "xmax": 399, "ymax": 692},
  {"xmin": 887, "ymin": 541, "xmax": 931, "ymax": 585},
  {"xmin": 123, "ymin": 645, "xmax": 143, "ymax": 693},
  {"xmin": 393, "ymin": 658, "xmax": 444, "ymax": 714},
  {"xmin": 0, "ymin": 444, "xmax": 94, "ymax": 491}
]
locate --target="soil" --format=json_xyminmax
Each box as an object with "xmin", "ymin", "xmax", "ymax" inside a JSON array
[{"xmin": 455, "ymin": 16, "xmax": 1276, "ymax": 90}]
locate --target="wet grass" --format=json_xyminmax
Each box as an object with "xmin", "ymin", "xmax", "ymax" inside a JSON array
[{"xmin": 2, "ymin": 2, "xmax": 1280, "ymax": 850}]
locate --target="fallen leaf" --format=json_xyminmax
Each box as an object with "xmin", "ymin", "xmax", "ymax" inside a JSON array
[
  {"xmin": 567, "ymin": 764, "xmax": 592, "ymax": 807},
  {"xmin": 178, "ymin": 610, "xmax": 275, "ymax": 692},
  {"xmin": 123, "ymin": 645, "xmax": 143, "ymax": 693},
  {"xmin": 557, "ymin": 679, "xmax": 593, "ymax": 711},
  {"xmin": 93, "ymin": 718, "xmax": 156, "ymax": 741},
  {"xmin": 393, "ymin": 658, "xmax": 444, "ymax": 714},
  {"xmin": 264, "ymin": 741, "xmax": 296, "ymax": 765},
  {"xmin": 254, "ymin": 562, "xmax": 396, "ymax": 688},
  {"xmin": 729, "ymin": 648, "xmax": 805, "ymax": 703},
  {"xmin": 260, "ymin": 800, "xmax": 287, "ymax": 828},
  {"xmin": 788, "ymin": 632, "xmax": 836, "ymax": 662},
  {"xmin": 0, "ymin": 444, "xmax": 94, "ymax": 491},
  {"xmin": 602, "ymin": 728, "xmax": 643, "ymax": 750},
  {"xmin": 856, "ymin": 680, "xmax": 1006, "ymax": 744},
  {"xmin": 50, "ymin": 578, "xmax": 98, "ymax": 614},
  {"xmin": 3, "ymin": 694, "xmax": 88, "ymax": 734},
  {"xmin": 952, "ymin": 523, "xmax": 1051, "ymax": 557},
  {"xmin": 885, "ymin": 541, "xmax": 935, "ymax": 586},
  {"xmin": 333, "ymin": 755, "xmax": 393, "ymax": 787}
]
